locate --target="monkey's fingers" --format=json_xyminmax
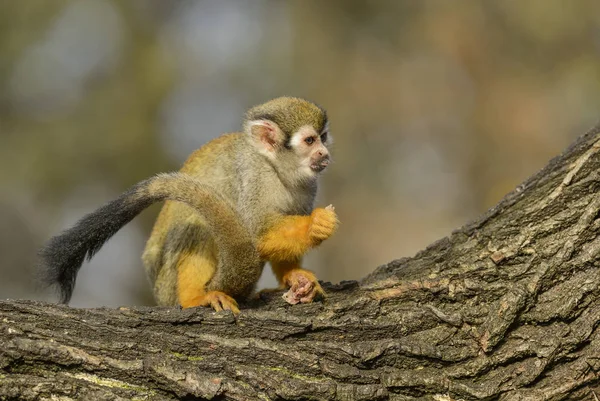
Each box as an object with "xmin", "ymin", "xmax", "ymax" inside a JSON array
[
  {"xmin": 290, "ymin": 277, "xmax": 313, "ymax": 297},
  {"xmin": 308, "ymin": 207, "xmax": 339, "ymax": 244},
  {"xmin": 282, "ymin": 271, "xmax": 311, "ymax": 304},
  {"xmin": 211, "ymin": 301, "xmax": 223, "ymax": 312},
  {"xmin": 201, "ymin": 291, "xmax": 240, "ymax": 315},
  {"xmin": 300, "ymin": 281, "xmax": 326, "ymax": 304},
  {"xmin": 281, "ymin": 268, "xmax": 325, "ymax": 305},
  {"xmin": 282, "ymin": 288, "xmax": 304, "ymax": 305}
]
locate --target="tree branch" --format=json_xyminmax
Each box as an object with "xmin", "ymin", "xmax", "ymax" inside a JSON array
[{"xmin": 2, "ymin": 126, "xmax": 600, "ymax": 400}]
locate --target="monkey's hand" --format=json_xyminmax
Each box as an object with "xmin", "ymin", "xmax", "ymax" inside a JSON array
[
  {"xmin": 308, "ymin": 205, "xmax": 338, "ymax": 246},
  {"xmin": 281, "ymin": 268, "xmax": 325, "ymax": 305}
]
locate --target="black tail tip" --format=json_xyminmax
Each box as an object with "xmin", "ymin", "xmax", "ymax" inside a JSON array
[{"xmin": 37, "ymin": 247, "xmax": 76, "ymax": 305}]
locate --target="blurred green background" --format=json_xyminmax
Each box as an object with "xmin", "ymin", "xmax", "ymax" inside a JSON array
[{"xmin": 1, "ymin": 0, "xmax": 599, "ymax": 307}]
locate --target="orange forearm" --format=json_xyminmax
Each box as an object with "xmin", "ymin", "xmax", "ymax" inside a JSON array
[
  {"xmin": 257, "ymin": 216, "xmax": 312, "ymax": 262},
  {"xmin": 258, "ymin": 208, "xmax": 338, "ymax": 262}
]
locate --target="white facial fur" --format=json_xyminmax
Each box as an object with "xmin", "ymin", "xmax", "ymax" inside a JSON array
[{"xmin": 290, "ymin": 125, "xmax": 331, "ymax": 179}]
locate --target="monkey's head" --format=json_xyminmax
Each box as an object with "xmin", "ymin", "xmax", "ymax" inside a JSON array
[{"xmin": 244, "ymin": 97, "xmax": 331, "ymax": 184}]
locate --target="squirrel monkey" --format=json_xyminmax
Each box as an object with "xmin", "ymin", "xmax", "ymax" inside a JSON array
[{"xmin": 40, "ymin": 97, "xmax": 338, "ymax": 313}]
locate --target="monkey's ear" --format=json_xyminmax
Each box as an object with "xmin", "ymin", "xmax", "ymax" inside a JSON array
[{"xmin": 246, "ymin": 120, "xmax": 285, "ymax": 151}]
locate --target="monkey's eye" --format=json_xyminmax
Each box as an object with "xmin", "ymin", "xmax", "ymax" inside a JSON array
[
  {"xmin": 320, "ymin": 132, "xmax": 328, "ymax": 143},
  {"xmin": 305, "ymin": 136, "xmax": 315, "ymax": 145}
]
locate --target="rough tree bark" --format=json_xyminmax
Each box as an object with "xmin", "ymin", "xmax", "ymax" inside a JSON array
[{"xmin": 2, "ymin": 126, "xmax": 600, "ymax": 401}]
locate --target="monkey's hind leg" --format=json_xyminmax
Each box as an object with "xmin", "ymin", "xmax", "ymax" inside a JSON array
[{"xmin": 177, "ymin": 252, "xmax": 240, "ymax": 314}]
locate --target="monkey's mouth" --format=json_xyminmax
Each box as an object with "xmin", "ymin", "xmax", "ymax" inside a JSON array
[{"xmin": 310, "ymin": 158, "xmax": 329, "ymax": 172}]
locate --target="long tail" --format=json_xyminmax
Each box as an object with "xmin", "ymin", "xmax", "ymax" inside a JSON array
[{"xmin": 39, "ymin": 172, "xmax": 261, "ymax": 303}]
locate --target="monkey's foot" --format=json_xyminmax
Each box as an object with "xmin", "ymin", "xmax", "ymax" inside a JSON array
[
  {"xmin": 308, "ymin": 205, "xmax": 338, "ymax": 245},
  {"xmin": 281, "ymin": 268, "xmax": 325, "ymax": 305},
  {"xmin": 197, "ymin": 291, "xmax": 240, "ymax": 314}
]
